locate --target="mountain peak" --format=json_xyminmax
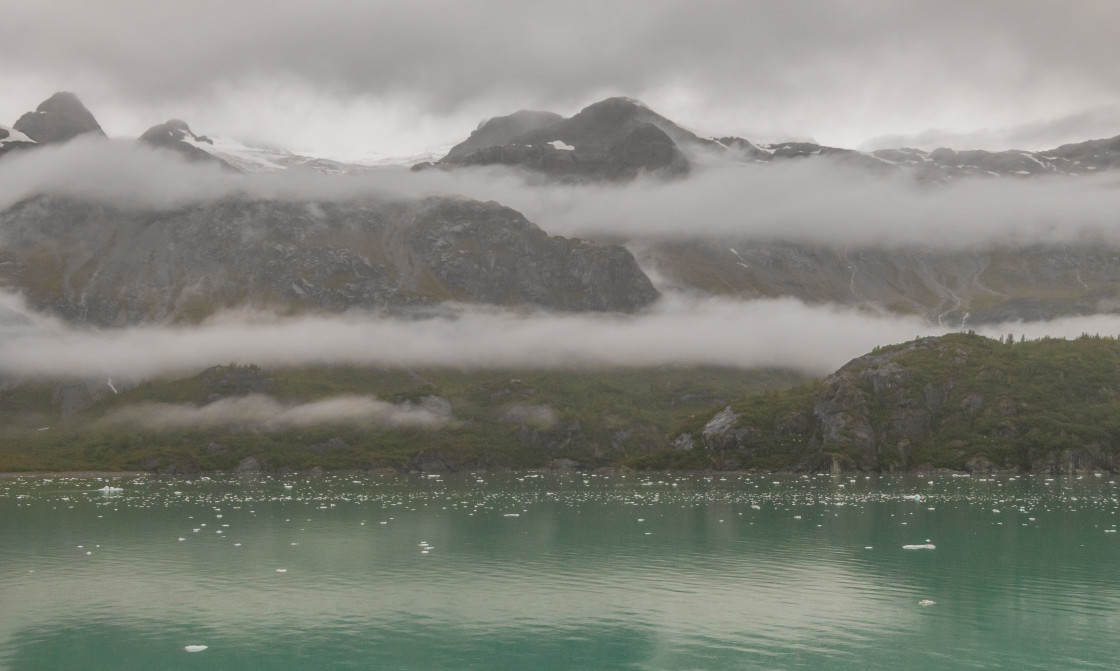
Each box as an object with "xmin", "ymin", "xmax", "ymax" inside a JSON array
[
  {"xmin": 138, "ymin": 119, "xmax": 235, "ymax": 169},
  {"xmin": 13, "ymin": 92, "xmax": 105, "ymax": 144}
]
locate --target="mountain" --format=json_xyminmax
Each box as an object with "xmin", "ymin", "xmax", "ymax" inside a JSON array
[
  {"xmin": 423, "ymin": 97, "xmax": 698, "ymax": 181},
  {"xmin": 682, "ymin": 332, "xmax": 1120, "ymax": 474},
  {"xmin": 0, "ymin": 195, "xmax": 658, "ymax": 325},
  {"xmin": 138, "ymin": 119, "xmax": 236, "ymax": 169},
  {"xmin": 423, "ymin": 95, "xmax": 1120, "ymax": 182},
  {"xmin": 635, "ymin": 240, "xmax": 1120, "ymax": 325},
  {"xmin": 11, "ymin": 91, "xmax": 105, "ymax": 144},
  {"xmin": 715, "ymin": 135, "xmax": 1120, "ymax": 180}
]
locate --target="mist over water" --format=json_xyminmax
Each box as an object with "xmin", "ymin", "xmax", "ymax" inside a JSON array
[{"xmin": 2, "ymin": 288, "xmax": 1120, "ymax": 382}]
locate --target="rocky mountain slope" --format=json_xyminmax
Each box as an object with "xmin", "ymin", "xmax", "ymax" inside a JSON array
[
  {"xmin": 138, "ymin": 119, "xmax": 236, "ymax": 169},
  {"xmin": 0, "ymin": 195, "xmax": 658, "ymax": 325},
  {"xmin": 637, "ymin": 240, "xmax": 1120, "ymax": 325},
  {"xmin": 686, "ymin": 333, "xmax": 1120, "ymax": 474},
  {"xmin": 12, "ymin": 91, "xmax": 104, "ymax": 145}
]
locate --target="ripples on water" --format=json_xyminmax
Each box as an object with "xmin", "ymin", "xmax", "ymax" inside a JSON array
[{"xmin": 1, "ymin": 472, "xmax": 1118, "ymax": 670}]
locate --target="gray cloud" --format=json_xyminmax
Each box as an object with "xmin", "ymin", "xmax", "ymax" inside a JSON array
[
  {"xmin": 99, "ymin": 394, "xmax": 449, "ymax": 430},
  {"xmin": 3, "ymin": 1, "xmax": 1120, "ymax": 153},
  {"xmin": 5, "ymin": 141, "xmax": 1119, "ymax": 251},
  {"xmin": 2, "ymin": 287, "xmax": 1118, "ymax": 382},
  {"xmin": 861, "ymin": 106, "xmax": 1120, "ymax": 153}
]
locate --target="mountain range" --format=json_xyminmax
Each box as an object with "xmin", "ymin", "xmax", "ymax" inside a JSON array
[{"xmin": 4, "ymin": 91, "xmax": 1120, "ymax": 327}]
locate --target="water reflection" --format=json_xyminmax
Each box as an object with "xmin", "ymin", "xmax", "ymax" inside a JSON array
[{"xmin": 2, "ymin": 473, "xmax": 1119, "ymax": 670}]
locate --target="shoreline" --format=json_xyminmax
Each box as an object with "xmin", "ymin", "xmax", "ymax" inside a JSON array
[
  {"xmin": 0, "ymin": 467, "xmax": 1100, "ymax": 479},
  {"xmin": 0, "ymin": 471, "xmax": 147, "ymax": 478}
]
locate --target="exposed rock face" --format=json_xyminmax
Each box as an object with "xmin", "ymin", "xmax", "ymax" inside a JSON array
[
  {"xmin": 138, "ymin": 119, "xmax": 234, "ymax": 169},
  {"xmin": 12, "ymin": 92, "xmax": 105, "ymax": 144},
  {"xmin": 0, "ymin": 195, "xmax": 659, "ymax": 325},
  {"xmin": 638, "ymin": 239, "xmax": 1120, "ymax": 325},
  {"xmin": 434, "ymin": 97, "xmax": 695, "ymax": 181}
]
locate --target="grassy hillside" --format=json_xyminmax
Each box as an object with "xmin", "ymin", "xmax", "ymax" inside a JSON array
[
  {"xmin": 0, "ymin": 365, "xmax": 805, "ymax": 473},
  {"xmin": 641, "ymin": 332, "xmax": 1120, "ymax": 473},
  {"xmin": 6, "ymin": 333, "xmax": 1120, "ymax": 474}
]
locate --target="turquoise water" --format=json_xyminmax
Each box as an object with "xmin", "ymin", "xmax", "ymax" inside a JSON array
[{"xmin": 1, "ymin": 472, "xmax": 1118, "ymax": 670}]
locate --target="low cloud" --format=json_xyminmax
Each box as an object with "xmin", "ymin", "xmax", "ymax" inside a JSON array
[
  {"xmin": 4, "ymin": 141, "xmax": 1120, "ymax": 251},
  {"xmin": 2, "ymin": 288, "xmax": 1119, "ymax": 382},
  {"xmin": 99, "ymin": 394, "xmax": 449, "ymax": 430}
]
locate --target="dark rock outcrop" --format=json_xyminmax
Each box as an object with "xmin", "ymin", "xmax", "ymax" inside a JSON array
[
  {"xmin": 443, "ymin": 110, "xmax": 564, "ymax": 162},
  {"xmin": 138, "ymin": 119, "xmax": 234, "ymax": 169},
  {"xmin": 13, "ymin": 92, "xmax": 105, "ymax": 144},
  {"xmin": 436, "ymin": 97, "xmax": 696, "ymax": 181}
]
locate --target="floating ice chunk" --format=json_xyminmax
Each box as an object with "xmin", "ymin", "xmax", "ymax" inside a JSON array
[
  {"xmin": 276, "ymin": 568, "xmax": 287, "ymax": 573},
  {"xmin": 504, "ymin": 513, "xmax": 520, "ymax": 517},
  {"xmin": 919, "ymin": 600, "xmax": 936, "ymax": 606},
  {"xmin": 903, "ymin": 544, "xmax": 936, "ymax": 550},
  {"xmin": 98, "ymin": 486, "xmax": 123, "ymax": 493},
  {"xmin": 184, "ymin": 645, "xmax": 208, "ymax": 652},
  {"xmin": 548, "ymin": 140, "xmax": 575, "ymax": 151}
]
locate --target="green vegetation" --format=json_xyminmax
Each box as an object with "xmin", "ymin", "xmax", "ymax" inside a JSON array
[
  {"xmin": 0, "ymin": 364, "xmax": 804, "ymax": 473},
  {"xmin": 6, "ymin": 332, "xmax": 1120, "ymax": 474},
  {"xmin": 642, "ymin": 332, "xmax": 1120, "ymax": 474}
]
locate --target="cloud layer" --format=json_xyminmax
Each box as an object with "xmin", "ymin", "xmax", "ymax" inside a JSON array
[
  {"xmin": 3, "ymin": 288, "xmax": 1120, "ymax": 382},
  {"xmin": 4, "ymin": 141, "xmax": 1120, "ymax": 250},
  {"xmin": 99, "ymin": 394, "xmax": 449, "ymax": 430},
  {"xmin": 3, "ymin": 1, "xmax": 1120, "ymax": 155}
]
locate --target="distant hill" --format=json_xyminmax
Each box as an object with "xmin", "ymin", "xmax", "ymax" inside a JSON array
[{"xmin": 671, "ymin": 333, "xmax": 1120, "ymax": 474}]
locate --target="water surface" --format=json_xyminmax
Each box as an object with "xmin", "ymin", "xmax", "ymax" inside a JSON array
[{"xmin": 1, "ymin": 472, "xmax": 1118, "ymax": 669}]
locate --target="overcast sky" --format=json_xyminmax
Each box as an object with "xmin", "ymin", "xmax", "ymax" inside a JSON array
[{"xmin": 3, "ymin": 1, "xmax": 1120, "ymax": 160}]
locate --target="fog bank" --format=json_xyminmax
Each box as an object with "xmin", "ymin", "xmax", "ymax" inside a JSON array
[
  {"xmin": 4, "ymin": 141, "xmax": 1120, "ymax": 250},
  {"xmin": 99, "ymin": 394, "xmax": 449, "ymax": 430},
  {"xmin": 3, "ymin": 289, "xmax": 1119, "ymax": 382}
]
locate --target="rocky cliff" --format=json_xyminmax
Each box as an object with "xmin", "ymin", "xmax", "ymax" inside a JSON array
[{"xmin": 0, "ymin": 195, "xmax": 659, "ymax": 325}]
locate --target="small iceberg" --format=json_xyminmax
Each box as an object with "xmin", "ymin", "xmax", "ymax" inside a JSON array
[
  {"xmin": 184, "ymin": 645, "xmax": 208, "ymax": 652},
  {"xmin": 98, "ymin": 486, "xmax": 123, "ymax": 493},
  {"xmin": 919, "ymin": 600, "xmax": 936, "ymax": 606},
  {"xmin": 903, "ymin": 543, "xmax": 936, "ymax": 550}
]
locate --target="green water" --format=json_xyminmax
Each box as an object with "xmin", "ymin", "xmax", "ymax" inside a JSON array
[{"xmin": 1, "ymin": 472, "xmax": 1118, "ymax": 670}]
